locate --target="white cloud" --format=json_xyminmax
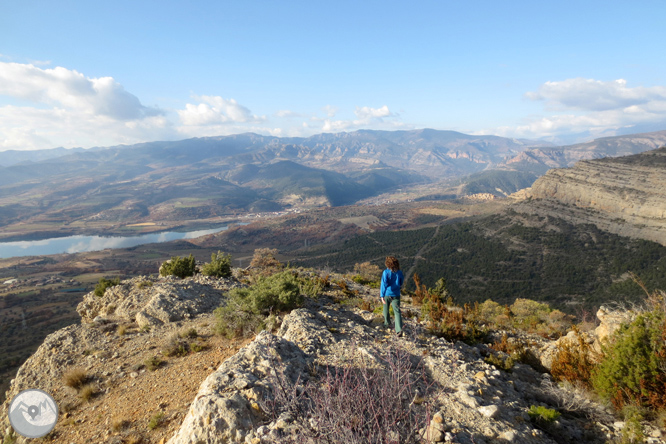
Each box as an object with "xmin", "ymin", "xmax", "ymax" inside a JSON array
[
  {"xmin": 321, "ymin": 105, "xmax": 401, "ymax": 132},
  {"xmin": 177, "ymin": 95, "xmax": 264, "ymax": 126},
  {"xmin": 488, "ymin": 78, "xmax": 666, "ymax": 141},
  {"xmin": 0, "ymin": 62, "xmax": 161, "ymax": 120},
  {"xmin": 0, "ymin": 62, "xmax": 173, "ymax": 150},
  {"xmin": 322, "ymin": 105, "xmax": 338, "ymax": 118},
  {"xmin": 0, "ymin": 105, "xmax": 174, "ymax": 150},
  {"xmin": 355, "ymin": 105, "xmax": 392, "ymax": 119},
  {"xmin": 526, "ymin": 78, "xmax": 666, "ymax": 112}
]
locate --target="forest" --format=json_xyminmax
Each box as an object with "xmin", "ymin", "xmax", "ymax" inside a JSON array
[{"xmin": 294, "ymin": 212, "xmax": 666, "ymax": 310}]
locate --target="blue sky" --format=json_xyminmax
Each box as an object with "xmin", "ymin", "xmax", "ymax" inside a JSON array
[{"xmin": 1, "ymin": 0, "xmax": 665, "ymax": 150}]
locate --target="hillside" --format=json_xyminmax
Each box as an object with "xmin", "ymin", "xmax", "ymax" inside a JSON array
[
  {"xmin": 521, "ymin": 146, "xmax": 666, "ymax": 246},
  {"xmin": 294, "ymin": 212, "xmax": 666, "ymax": 309},
  {"xmin": 3, "ymin": 270, "xmax": 663, "ymax": 444}
]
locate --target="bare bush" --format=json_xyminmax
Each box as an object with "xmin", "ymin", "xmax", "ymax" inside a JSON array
[
  {"xmin": 262, "ymin": 344, "xmax": 433, "ymax": 444},
  {"xmin": 541, "ymin": 378, "xmax": 612, "ymax": 422}
]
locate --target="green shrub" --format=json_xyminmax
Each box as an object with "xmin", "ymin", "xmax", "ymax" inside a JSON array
[
  {"xmin": 484, "ymin": 353, "xmax": 514, "ymax": 372},
  {"xmin": 478, "ymin": 300, "xmax": 511, "ymax": 328},
  {"xmin": 299, "ymin": 275, "xmax": 324, "ymax": 299},
  {"xmin": 527, "ymin": 405, "xmax": 561, "ymax": 423},
  {"xmin": 591, "ymin": 310, "xmax": 666, "ymax": 410},
  {"xmin": 136, "ymin": 280, "xmax": 153, "ymax": 289},
  {"xmin": 179, "ymin": 328, "xmax": 198, "ymax": 339},
  {"xmin": 144, "ymin": 355, "xmax": 163, "ymax": 371},
  {"xmin": 620, "ymin": 405, "xmax": 645, "ymax": 444},
  {"xmin": 201, "ymin": 251, "xmax": 233, "ymax": 278},
  {"xmin": 148, "ymin": 411, "xmax": 165, "ymax": 430},
  {"xmin": 215, "ymin": 299, "xmax": 265, "ymax": 338},
  {"xmin": 215, "ymin": 271, "xmax": 303, "ymax": 338},
  {"xmin": 162, "ymin": 334, "xmax": 190, "ymax": 357},
  {"xmin": 159, "ymin": 254, "xmax": 197, "ymax": 278},
  {"xmin": 94, "ymin": 277, "xmax": 120, "ymax": 297},
  {"xmin": 510, "ymin": 298, "xmax": 551, "ymax": 330},
  {"xmin": 240, "ymin": 270, "xmax": 303, "ymax": 313}
]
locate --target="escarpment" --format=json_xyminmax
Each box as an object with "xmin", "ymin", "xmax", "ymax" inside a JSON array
[{"xmin": 521, "ymin": 146, "xmax": 666, "ymax": 246}]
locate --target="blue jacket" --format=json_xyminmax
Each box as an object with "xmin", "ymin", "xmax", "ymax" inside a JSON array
[{"xmin": 380, "ymin": 268, "xmax": 404, "ymax": 299}]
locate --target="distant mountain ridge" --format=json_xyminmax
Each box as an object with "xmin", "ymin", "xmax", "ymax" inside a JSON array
[
  {"xmin": 501, "ymin": 130, "xmax": 666, "ymax": 175},
  {"xmin": 0, "ymin": 128, "xmax": 664, "ymax": 237}
]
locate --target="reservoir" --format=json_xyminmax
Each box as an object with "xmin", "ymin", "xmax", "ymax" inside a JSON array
[{"xmin": 0, "ymin": 226, "xmax": 228, "ymax": 259}]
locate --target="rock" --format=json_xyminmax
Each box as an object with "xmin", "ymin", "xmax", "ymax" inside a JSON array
[
  {"xmin": 499, "ymin": 430, "xmax": 517, "ymax": 441},
  {"xmin": 77, "ymin": 275, "xmax": 241, "ymax": 325},
  {"xmin": 595, "ymin": 306, "xmax": 635, "ymax": 343},
  {"xmin": 478, "ymin": 404, "xmax": 500, "ymax": 419},
  {"xmin": 166, "ymin": 331, "xmax": 309, "ymax": 444}
]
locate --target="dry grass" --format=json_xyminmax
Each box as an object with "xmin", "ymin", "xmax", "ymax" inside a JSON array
[
  {"xmin": 79, "ymin": 384, "xmax": 96, "ymax": 402},
  {"xmin": 125, "ymin": 433, "xmax": 143, "ymax": 444},
  {"xmin": 62, "ymin": 367, "xmax": 87, "ymax": 389},
  {"xmin": 111, "ymin": 416, "xmax": 129, "ymax": 432}
]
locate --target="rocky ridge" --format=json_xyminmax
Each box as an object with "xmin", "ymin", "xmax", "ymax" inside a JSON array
[
  {"xmin": 518, "ymin": 146, "xmax": 666, "ymax": 246},
  {"xmin": 2, "ymin": 273, "xmax": 664, "ymax": 444},
  {"xmin": 502, "ymin": 130, "xmax": 666, "ymax": 174}
]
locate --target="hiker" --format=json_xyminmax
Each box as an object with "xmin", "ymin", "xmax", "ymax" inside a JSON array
[{"xmin": 380, "ymin": 256, "xmax": 404, "ymax": 337}]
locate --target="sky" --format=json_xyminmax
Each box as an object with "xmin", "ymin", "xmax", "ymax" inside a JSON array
[{"xmin": 1, "ymin": 0, "xmax": 666, "ymax": 151}]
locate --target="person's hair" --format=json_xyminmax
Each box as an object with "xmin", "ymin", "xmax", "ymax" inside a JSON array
[{"xmin": 385, "ymin": 256, "xmax": 400, "ymax": 272}]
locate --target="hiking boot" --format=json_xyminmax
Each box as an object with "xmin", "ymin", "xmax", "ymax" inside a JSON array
[{"xmin": 397, "ymin": 331, "xmax": 403, "ymax": 338}]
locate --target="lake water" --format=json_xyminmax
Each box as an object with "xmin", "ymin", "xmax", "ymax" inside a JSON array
[{"xmin": 0, "ymin": 226, "xmax": 228, "ymax": 259}]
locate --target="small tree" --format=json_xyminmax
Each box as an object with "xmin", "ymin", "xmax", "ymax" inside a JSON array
[
  {"xmin": 159, "ymin": 254, "xmax": 197, "ymax": 278},
  {"xmin": 352, "ymin": 262, "xmax": 382, "ymax": 285},
  {"xmin": 201, "ymin": 251, "xmax": 232, "ymax": 278},
  {"xmin": 94, "ymin": 277, "xmax": 120, "ymax": 297},
  {"xmin": 250, "ymin": 248, "xmax": 283, "ymax": 276}
]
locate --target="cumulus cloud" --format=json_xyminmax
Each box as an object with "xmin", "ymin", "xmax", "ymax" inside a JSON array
[
  {"xmin": 355, "ymin": 105, "xmax": 392, "ymax": 119},
  {"xmin": 526, "ymin": 78, "xmax": 666, "ymax": 112},
  {"xmin": 177, "ymin": 95, "xmax": 264, "ymax": 126},
  {"xmin": 0, "ymin": 62, "xmax": 161, "ymax": 120},
  {"xmin": 0, "ymin": 62, "xmax": 173, "ymax": 150},
  {"xmin": 488, "ymin": 78, "xmax": 666, "ymax": 141},
  {"xmin": 321, "ymin": 105, "xmax": 400, "ymax": 132}
]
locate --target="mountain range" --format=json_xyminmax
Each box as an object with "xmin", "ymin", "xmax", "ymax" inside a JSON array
[{"xmin": 0, "ymin": 128, "xmax": 665, "ymax": 237}]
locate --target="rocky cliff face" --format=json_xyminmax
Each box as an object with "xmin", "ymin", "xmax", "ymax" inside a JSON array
[{"xmin": 520, "ymin": 147, "xmax": 666, "ymax": 246}]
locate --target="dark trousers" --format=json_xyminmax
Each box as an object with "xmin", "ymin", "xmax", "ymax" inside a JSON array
[{"xmin": 383, "ymin": 296, "xmax": 403, "ymax": 333}]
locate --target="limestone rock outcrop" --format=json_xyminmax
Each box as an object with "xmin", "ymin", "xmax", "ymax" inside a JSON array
[
  {"xmin": 520, "ymin": 147, "xmax": 666, "ymax": 245},
  {"xmin": 76, "ymin": 275, "xmax": 242, "ymax": 327}
]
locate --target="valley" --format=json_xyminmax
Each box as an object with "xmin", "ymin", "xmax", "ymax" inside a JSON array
[{"xmin": 2, "ymin": 129, "xmax": 664, "ymax": 243}]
